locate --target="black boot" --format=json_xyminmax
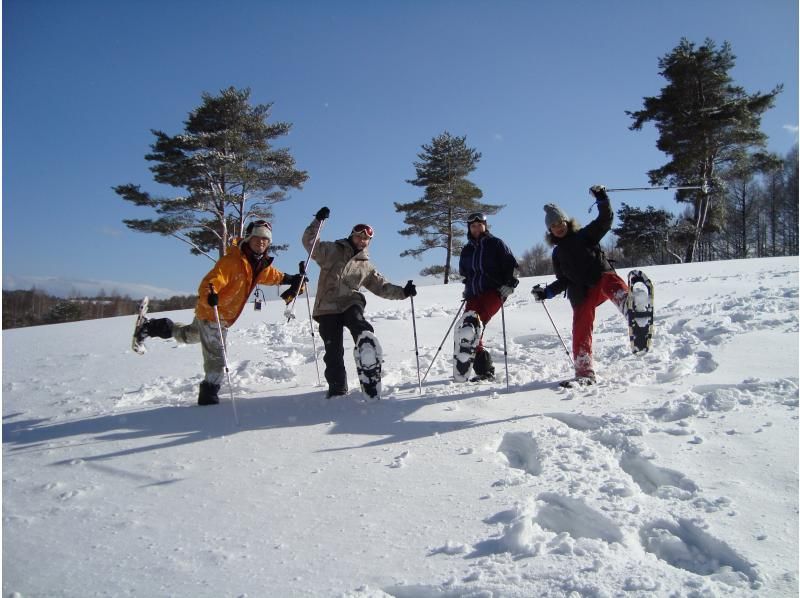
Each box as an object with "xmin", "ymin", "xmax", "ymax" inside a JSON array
[
  {"xmin": 144, "ymin": 318, "xmax": 174, "ymax": 339},
  {"xmin": 326, "ymin": 386, "xmax": 348, "ymax": 399},
  {"xmin": 472, "ymin": 350, "xmax": 495, "ymax": 381},
  {"xmin": 198, "ymin": 380, "xmax": 220, "ymax": 406}
]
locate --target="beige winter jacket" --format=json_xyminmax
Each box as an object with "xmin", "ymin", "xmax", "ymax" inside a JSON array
[{"xmin": 302, "ymin": 218, "xmax": 406, "ymax": 318}]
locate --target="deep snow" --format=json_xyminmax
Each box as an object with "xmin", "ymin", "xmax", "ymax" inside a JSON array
[{"xmin": 3, "ymin": 256, "xmax": 798, "ymax": 597}]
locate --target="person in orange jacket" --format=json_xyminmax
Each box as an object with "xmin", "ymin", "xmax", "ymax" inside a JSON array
[{"xmin": 134, "ymin": 220, "xmax": 305, "ymax": 405}]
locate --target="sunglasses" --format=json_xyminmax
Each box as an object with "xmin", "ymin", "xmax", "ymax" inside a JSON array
[
  {"xmin": 467, "ymin": 212, "xmax": 487, "ymax": 224},
  {"xmin": 351, "ymin": 224, "xmax": 374, "ymax": 239}
]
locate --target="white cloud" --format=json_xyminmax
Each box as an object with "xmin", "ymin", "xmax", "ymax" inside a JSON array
[
  {"xmin": 783, "ymin": 124, "xmax": 799, "ymax": 137},
  {"xmin": 2, "ymin": 274, "xmax": 191, "ymax": 299}
]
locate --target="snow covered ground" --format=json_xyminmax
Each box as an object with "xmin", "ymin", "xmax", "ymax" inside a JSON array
[{"xmin": 3, "ymin": 256, "xmax": 798, "ymax": 597}]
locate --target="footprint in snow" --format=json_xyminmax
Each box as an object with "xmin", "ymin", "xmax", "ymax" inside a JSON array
[{"xmin": 640, "ymin": 517, "xmax": 761, "ymax": 588}]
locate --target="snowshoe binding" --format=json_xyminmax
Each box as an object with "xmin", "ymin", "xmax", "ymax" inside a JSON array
[
  {"xmin": 470, "ymin": 350, "xmax": 495, "ymax": 382},
  {"xmin": 131, "ymin": 296, "xmax": 150, "ymax": 354},
  {"xmin": 626, "ymin": 270, "xmax": 655, "ymax": 353},
  {"xmin": 559, "ymin": 376, "xmax": 596, "ymax": 389},
  {"xmin": 453, "ymin": 311, "xmax": 482, "ymax": 382},
  {"xmin": 354, "ymin": 332, "xmax": 383, "ymax": 399}
]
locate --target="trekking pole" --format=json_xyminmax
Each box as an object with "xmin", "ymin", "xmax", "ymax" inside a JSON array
[
  {"xmin": 540, "ymin": 300, "xmax": 574, "ymax": 368},
  {"xmin": 603, "ymin": 185, "xmax": 706, "ymax": 193},
  {"xmin": 209, "ymin": 284, "xmax": 240, "ymax": 426},
  {"xmin": 285, "ymin": 219, "xmax": 325, "ymax": 322},
  {"xmin": 421, "ymin": 299, "xmax": 466, "ymax": 384},
  {"xmin": 300, "ymin": 260, "xmax": 322, "ymax": 386},
  {"xmin": 500, "ymin": 301, "xmax": 510, "ymax": 391},
  {"xmin": 408, "ymin": 283, "xmax": 422, "ymax": 394}
]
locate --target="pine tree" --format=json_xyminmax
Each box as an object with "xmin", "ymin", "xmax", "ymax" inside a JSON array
[
  {"xmin": 627, "ymin": 38, "xmax": 782, "ymax": 262},
  {"xmin": 396, "ymin": 132, "xmax": 503, "ymax": 283},
  {"xmin": 113, "ymin": 87, "xmax": 308, "ymax": 258},
  {"xmin": 613, "ymin": 204, "xmax": 678, "ymax": 265}
]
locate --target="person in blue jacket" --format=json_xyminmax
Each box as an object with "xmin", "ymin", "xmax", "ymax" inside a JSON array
[{"xmin": 454, "ymin": 212, "xmax": 519, "ymax": 381}]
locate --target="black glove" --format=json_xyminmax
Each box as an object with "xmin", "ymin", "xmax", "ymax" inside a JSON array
[
  {"xmin": 315, "ymin": 207, "xmax": 330, "ymax": 221},
  {"xmin": 403, "ymin": 280, "xmax": 417, "ymax": 298},
  {"xmin": 589, "ymin": 185, "xmax": 609, "ymax": 202},
  {"xmin": 207, "ymin": 285, "xmax": 219, "ymax": 307},
  {"xmin": 531, "ymin": 284, "xmax": 548, "ymax": 302},
  {"xmin": 281, "ymin": 272, "xmax": 306, "ymax": 288},
  {"xmin": 280, "ymin": 273, "xmax": 307, "ymax": 304}
]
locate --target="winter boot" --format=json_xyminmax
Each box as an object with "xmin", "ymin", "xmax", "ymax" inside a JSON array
[
  {"xmin": 471, "ymin": 349, "xmax": 495, "ymax": 382},
  {"xmin": 354, "ymin": 331, "xmax": 383, "ymax": 398},
  {"xmin": 133, "ymin": 317, "xmax": 174, "ymax": 351},
  {"xmin": 326, "ymin": 385, "xmax": 349, "ymax": 399},
  {"xmin": 453, "ymin": 311, "xmax": 482, "ymax": 382},
  {"xmin": 198, "ymin": 380, "xmax": 220, "ymax": 406},
  {"xmin": 145, "ymin": 318, "xmax": 174, "ymax": 339}
]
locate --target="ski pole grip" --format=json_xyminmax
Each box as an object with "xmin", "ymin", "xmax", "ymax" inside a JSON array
[{"xmin": 207, "ymin": 283, "xmax": 219, "ymax": 307}]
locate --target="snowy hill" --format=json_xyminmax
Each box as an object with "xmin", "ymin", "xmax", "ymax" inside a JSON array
[{"xmin": 3, "ymin": 256, "xmax": 798, "ymax": 597}]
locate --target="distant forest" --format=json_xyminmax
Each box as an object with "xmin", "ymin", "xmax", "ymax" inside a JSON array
[{"xmin": 2, "ymin": 291, "xmax": 197, "ymax": 330}]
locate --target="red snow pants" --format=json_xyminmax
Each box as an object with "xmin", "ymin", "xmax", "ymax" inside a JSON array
[
  {"xmin": 465, "ymin": 290, "xmax": 504, "ymax": 352},
  {"xmin": 572, "ymin": 272, "xmax": 629, "ymax": 378}
]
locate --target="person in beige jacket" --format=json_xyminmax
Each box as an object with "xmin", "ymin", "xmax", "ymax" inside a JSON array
[{"xmin": 303, "ymin": 207, "xmax": 416, "ymax": 398}]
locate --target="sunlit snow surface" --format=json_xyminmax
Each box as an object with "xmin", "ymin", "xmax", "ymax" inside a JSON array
[{"xmin": 3, "ymin": 257, "xmax": 798, "ymax": 597}]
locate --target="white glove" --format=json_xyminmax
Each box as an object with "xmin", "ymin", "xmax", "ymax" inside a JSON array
[{"xmin": 499, "ymin": 285, "xmax": 515, "ymax": 299}]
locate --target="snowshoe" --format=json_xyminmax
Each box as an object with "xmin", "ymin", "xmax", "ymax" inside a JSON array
[
  {"xmin": 453, "ymin": 311, "xmax": 482, "ymax": 382},
  {"xmin": 470, "ymin": 373, "xmax": 495, "ymax": 383},
  {"xmin": 131, "ymin": 296, "xmax": 150, "ymax": 354},
  {"xmin": 559, "ymin": 376, "xmax": 596, "ymax": 388},
  {"xmin": 354, "ymin": 332, "xmax": 383, "ymax": 398},
  {"xmin": 626, "ymin": 270, "xmax": 655, "ymax": 353}
]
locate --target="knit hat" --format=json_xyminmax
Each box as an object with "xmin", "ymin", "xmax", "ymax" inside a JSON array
[
  {"xmin": 544, "ymin": 204, "xmax": 567, "ymax": 228},
  {"xmin": 244, "ymin": 220, "xmax": 272, "ymax": 243}
]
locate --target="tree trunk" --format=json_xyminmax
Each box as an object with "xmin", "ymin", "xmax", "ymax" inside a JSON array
[{"xmin": 443, "ymin": 204, "xmax": 453, "ymax": 284}]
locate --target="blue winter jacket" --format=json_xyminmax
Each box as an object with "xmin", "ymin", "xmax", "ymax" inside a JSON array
[{"xmin": 459, "ymin": 232, "xmax": 518, "ymax": 299}]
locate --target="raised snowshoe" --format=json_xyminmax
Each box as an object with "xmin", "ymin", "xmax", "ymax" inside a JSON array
[
  {"xmin": 132, "ymin": 297, "xmax": 150, "ymax": 354},
  {"xmin": 626, "ymin": 270, "xmax": 655, "ymax": 353},
  {"xmin": 354, "ymin": 332, "xmax": 383, "ymax": 398},
  {"xmin": 453, "ymin": 311, "xmax": 482, "ymax": 382}
]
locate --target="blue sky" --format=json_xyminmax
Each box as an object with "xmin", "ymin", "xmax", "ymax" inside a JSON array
[{"xmin": 4, "ymin": 0, "xmax": 798, "ymax": 299}]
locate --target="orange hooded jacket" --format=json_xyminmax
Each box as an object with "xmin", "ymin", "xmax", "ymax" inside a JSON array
[{"xmin": 195, "ymin": 240, "xmax": 285, "ymax": 325}]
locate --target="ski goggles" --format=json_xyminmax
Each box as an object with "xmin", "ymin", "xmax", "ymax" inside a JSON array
[
  {"xmin": 351, "ymin": 224, "xmax": 374, "ymax": 239},
  {"xmin": 467, "ymin": 212, "xmax": 487, "ymax": 224},
  {"xmin": 246, "ymin": 219, "xmax": 272, "ymax": 232}
]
